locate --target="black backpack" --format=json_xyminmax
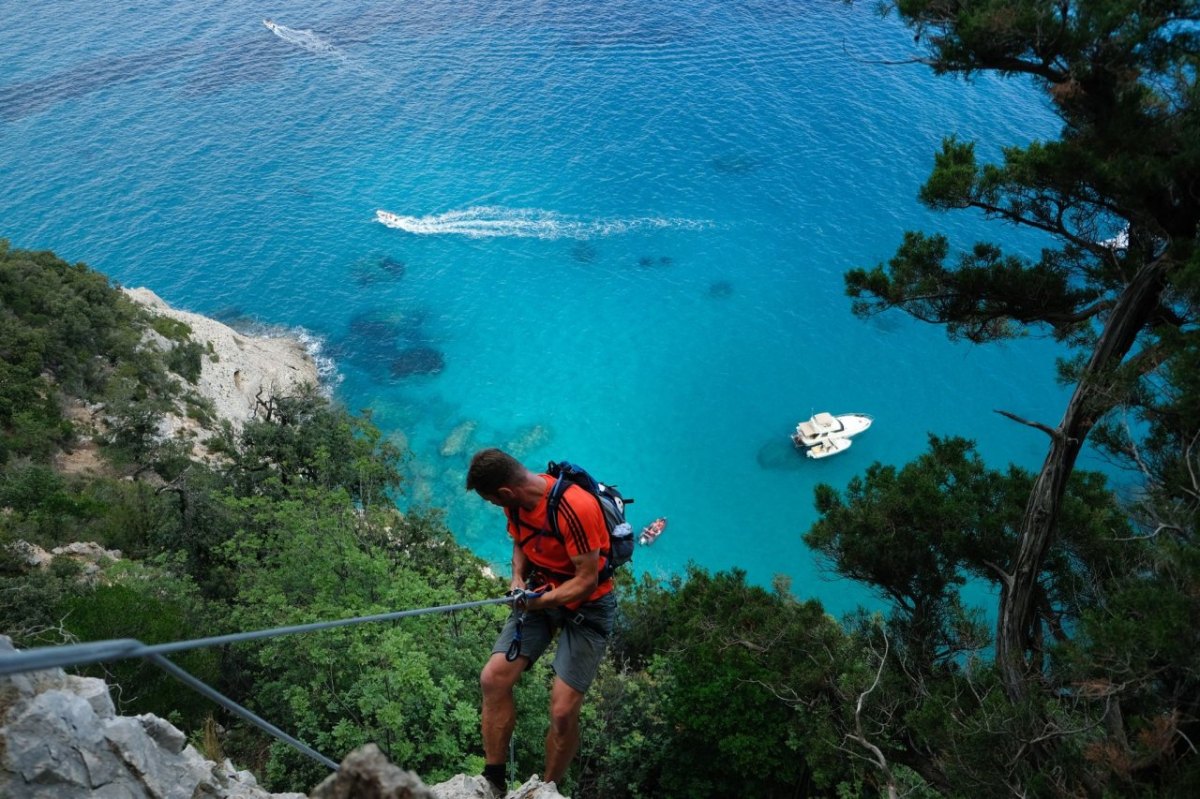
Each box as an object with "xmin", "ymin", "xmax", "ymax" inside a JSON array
[{"xmin": 532, "ymin": 460, "xmax": 634, "ymax": 583}]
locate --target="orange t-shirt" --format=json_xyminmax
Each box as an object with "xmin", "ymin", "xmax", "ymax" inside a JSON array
[{"xmin": 507, "ymin": 474, "xmax": 613, "ymax": 603}]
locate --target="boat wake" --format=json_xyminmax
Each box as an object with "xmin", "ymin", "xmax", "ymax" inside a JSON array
[
  {"xmin": 262, "ymin": 18, "xmax": 380, "ymax": 80},
  {"xmin": 264, "ymin": 19, "xmax": 340, "ymax": 57},
  {"xmin": 375, "ymin": 207, "xmax": 710, "ymax": 240}
]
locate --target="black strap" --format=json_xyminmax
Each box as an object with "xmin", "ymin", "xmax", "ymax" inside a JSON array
[
  {"xmin": 569, "ymin": 610, "xmax": 609, "ymax": 638},
  {"xmin": 548, "ymin": 482, "xmax": 612, "ymax": 572},
  {"xmin": 545, "ymin": 476, "xmax": 569, "ymax": 540},
  {"xmin": 506, "ymin": 506, "xmax": 564, "ymax": 550}
]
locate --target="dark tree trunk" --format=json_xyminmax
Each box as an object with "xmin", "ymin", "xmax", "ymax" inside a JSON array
[{"xmin": 996, "ymin": 257, "xmax": 1169, "ymax": 702}]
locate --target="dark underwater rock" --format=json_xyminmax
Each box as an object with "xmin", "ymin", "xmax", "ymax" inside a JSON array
[
  {"xmin": 390, "ymin": 346, "xmax": 445, "ymax": 377},
  {"xmin": 710, "ymin": 152, "xmax": 764, "ymax": 175},
  {"xmin": 352, "ymin": 254, "xmax": 407, "ymax": 286},
  {"xmin": 571, "ymin": 241, "xmax": 598, "ymax": 264},
  {"xmin": 708, "ymin": 280, "xmax": 734, "ymax": 299},
  {"xmin": 349, "ymin": 319, "xmax": 402, "ymax": 340},
  {"xmin": 209, "ymin": 306, "xmax": 257, "ymax": 328},
  {"xmin": 379, "ymin": 255, "xmax": 406, "ymax": 276}
]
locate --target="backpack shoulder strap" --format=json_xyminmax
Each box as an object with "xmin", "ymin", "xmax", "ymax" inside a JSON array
[
  {"xmin": 506, "ymin": 496, "xmax": 565, "ymax": 548},
  {"xmin": 544, "ymin": 475, "xmax": 571, "ymax": 540}
]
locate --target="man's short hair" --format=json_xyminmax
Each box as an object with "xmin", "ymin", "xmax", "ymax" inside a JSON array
[{"xmin": 465, "ymin": 448, "xmax": 525, "ymax": 494}]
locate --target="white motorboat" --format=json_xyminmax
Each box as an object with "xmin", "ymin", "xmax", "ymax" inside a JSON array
[
  {"xmin": 806, "ymin": 436, "xmax": 852, "ymax": 459},
  {"xmin": 639, "ymin": 517, "xmax": 667, "ymax": 546},
  {"xmin": 792, "ymin": 412, "xmax": 873, "ymax": 449}
]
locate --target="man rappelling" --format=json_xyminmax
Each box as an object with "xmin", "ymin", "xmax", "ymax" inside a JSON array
[{"xmin": 466, "ymin": 448, "xmax": 619, "ymax": 797}]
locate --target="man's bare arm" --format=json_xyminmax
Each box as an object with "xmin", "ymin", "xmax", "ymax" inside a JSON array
[{"xmin": 527, "ymin": 549, "xmax": 599, "ymax": 610}]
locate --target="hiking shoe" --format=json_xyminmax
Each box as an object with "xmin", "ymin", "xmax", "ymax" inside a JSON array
[{"xmin": 482, "ymin": 774, "xmax": 507, "ymax": 798}]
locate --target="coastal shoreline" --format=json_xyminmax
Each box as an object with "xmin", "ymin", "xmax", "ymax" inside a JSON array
[{"xmin": 124, "ymin": 287, "xmax": 320, "ymax": 435}]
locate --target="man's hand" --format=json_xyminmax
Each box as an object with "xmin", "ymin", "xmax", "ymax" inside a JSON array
[{"xmin": 507, "ymin": 587, "xmax": 545, "ymax": 610}]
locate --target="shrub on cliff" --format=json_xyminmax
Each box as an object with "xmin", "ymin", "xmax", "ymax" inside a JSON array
[
  {"xmin": 0, "ymin": 241, "xmax": 204, "ymax": 473},
  {"xmin": 213, "ymin": 387, "xmax": 403, "ymax": 509}
]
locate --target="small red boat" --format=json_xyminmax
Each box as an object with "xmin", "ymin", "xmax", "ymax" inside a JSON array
[{"xmin": 639, "ymin": 517, "xmax": 667, "ymax": 546}]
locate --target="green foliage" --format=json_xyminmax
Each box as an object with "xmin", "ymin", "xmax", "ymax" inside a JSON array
[
  {"xmin": 845, "ymin": 224, "xmax": 1096, "ymax": 343},
  {"xmin": 832, "ymin": 2, "xmax": 1200, "ymax": 794},
  {"xmin": 166, "ymin": 339, "xmax": 205, "ymax": 384},
  {"xmin": 61, "ymin": 559, "xmax": 219, "ymax": 730},
  {"xmin": 0, "ymin": 566, "xmax": 75, "ymax": 647},
  {"xmin": 578, "ymin": 568, "xmax": 850, "ymax": 799},
  {"xmin": 0, "ymin": 243, "xmax": 137, "ymax": 465},
  {"xmin": 807, "ymin": 436, "xmax": 1018, "ymax": 664},
  {"xmin": 208, "ymin": 483, "xmax": 505, "ymax": 792},
  {"xmin": 215, "ymin": 388, "xmax": 402, "ymax": 509},
  {"xmin": 0, "ymin": 241, "xmax": 209, "ymax": 477},
  {"xmin": 0, "ymin": 240, "xmax": 144, "ymax": 396},
  {"xmin": 807, "ymin": 437, "xmax": 1186, "ymax": 793},
  {"xmin": 0, "ymin": 465, "xmax": 153, "ymax": 551},
  {"xmin": 150, "ymin": 315, "xmax": 192, "ymax": 342}
]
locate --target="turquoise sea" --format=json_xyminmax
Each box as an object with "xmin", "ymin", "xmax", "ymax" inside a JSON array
[{"xmin": 1, "ymin": 1, "xmax": 1068, "ymax": 615}]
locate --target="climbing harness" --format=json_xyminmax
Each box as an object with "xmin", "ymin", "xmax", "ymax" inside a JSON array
[{"xmin": 504, "ymin": 587, "xmax": 546, "ymax": 662}]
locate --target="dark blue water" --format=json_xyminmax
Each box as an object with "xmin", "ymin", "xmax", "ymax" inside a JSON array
[{"xmin": 0, "ymin": 0, "xmax": 1066, "ymax": 614}]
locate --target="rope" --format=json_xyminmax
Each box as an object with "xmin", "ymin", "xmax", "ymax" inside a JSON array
[
  {"xmin": 0, "ymin": 596, "xmax": 514, "ymax": 676},
  {"xmin": 147, "ymin": 653, "xmax": 340, "ymax": 770},
  {"xmin": 0, "ymin": 594, "xmax": 517, "ymax": 771}
]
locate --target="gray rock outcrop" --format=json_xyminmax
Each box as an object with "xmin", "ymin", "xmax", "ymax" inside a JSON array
[
  {"xmin": 0, "ymin": 636, "xmax": 305, "ymax": 799},
  {"xmin": 431, "ymin": 774, "xmax": 565, "ymax": 799},
  {"xmin": 310, "ymin": 744, "xmax": 435, "ymax": 798}
]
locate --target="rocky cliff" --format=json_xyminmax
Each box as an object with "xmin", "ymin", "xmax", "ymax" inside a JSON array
[{"xmin": 123, "ymin": 287, "xmax": 320, "ymax": 454}]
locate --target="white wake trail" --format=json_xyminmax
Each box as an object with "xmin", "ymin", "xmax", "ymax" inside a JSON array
[
  {"xmin": 262, "ymin": 18, "xmax": 382, "ymax": 81},
  {"xmin": 375, "ymin": 207, "xmax": 710, "ymax": 240},
  {"xmin": 264, "ymin": 19, "xmax": 341, "ymax": 57}
]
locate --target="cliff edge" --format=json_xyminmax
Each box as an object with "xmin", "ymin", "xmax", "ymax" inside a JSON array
[{"xmin": 124, "ymin": 287, "xmax": 318, "ymax": 439}]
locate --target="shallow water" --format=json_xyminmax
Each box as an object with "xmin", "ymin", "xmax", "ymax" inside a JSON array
[{"xmin": 1, "ymin": 0, "xmax": 1069, "ymax": 615}]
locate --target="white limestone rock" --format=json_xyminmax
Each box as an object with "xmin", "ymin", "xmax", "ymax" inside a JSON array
[
  {"xmin": 429, "ymin": 774, "xmax": 567, "ymax": 799},
  {"xmin": 123, "ymin": 287, "xmax": 319, "ymax": 446},
  {"xmin": 309, "ymin": 743, "xmax": 435, "ymax": 798},
  {"xmin": 0, "ymin": 636, "xmax": 304, "ymax": 799},
  {"xmin": 6, "ymin": 540, "xmax": 51, "ymax": 569},
  {"xmin": 64, "ymin": 675, "xmax": 115, "ymax": 719},
  {"xmin": 50, "ymin": 541, "xmax": 122, "ymax": 563}
]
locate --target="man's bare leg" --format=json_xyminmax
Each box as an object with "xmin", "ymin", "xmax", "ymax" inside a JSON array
[
  {"xmin": 481, "ymin": 653, "xmax": 526, "ymax": 766},
  {"xmin": 543, "ymin": 676, "xmax": 586, "ymax": 784}
]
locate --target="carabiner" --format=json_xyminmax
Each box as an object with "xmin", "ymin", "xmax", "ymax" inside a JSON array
[{"xmin": 505, "ymin": 611, "xmax": 526, "ymax": 662}]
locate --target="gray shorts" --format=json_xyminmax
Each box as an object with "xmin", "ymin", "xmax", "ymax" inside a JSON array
[{"xmin": 491, "ymin": 592, "xmax": 617, "ymax": 693}]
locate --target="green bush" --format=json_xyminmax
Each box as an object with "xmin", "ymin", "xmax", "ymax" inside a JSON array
[
  {"xmin": 167, "ymin": 340, "xmax": 205, "ymax": 384},
  {"xmin": 61, "ymin": 560, "xmax": 219, "ymax": 731},
  {"xmin": 150, "ymin": 316, "xmax": 192, "ymax": 342}
]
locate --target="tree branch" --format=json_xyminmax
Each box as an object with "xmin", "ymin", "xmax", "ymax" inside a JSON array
[
  {"xmin": 845, "ymin": 627, "xmax": 899, "ymax": 799},
  {"xmin": 994, "ymin": 409, "xmax": 1063, "ymax": 441}
]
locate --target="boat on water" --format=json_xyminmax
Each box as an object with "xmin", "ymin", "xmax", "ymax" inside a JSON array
[
  {"xmin": 639, "ymin": 517, "xmax": 667, "ymax": 546},
  {"xmin": 806, "ymin": 437, "xmax": 852, "ymax": 459},
  {"xmin": 791, "ymin": 412, "xmax": 873, "ymax": 449}
]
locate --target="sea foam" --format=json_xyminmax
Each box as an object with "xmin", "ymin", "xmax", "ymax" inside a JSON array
[
  {"xmin": 375, "ymin": 206, "xmax": 710, "ymax": 240},
  {"xmin": 263, "ymin": 19, "xmax": 340, "ymax": 57}
]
